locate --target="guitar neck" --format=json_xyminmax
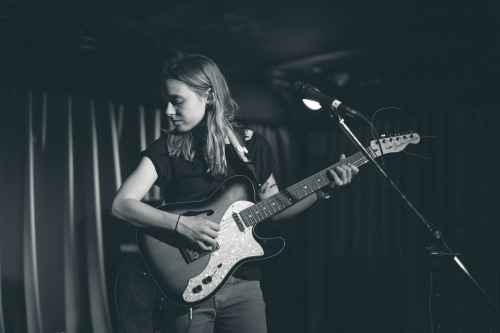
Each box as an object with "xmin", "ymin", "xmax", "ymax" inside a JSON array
[{"xmin": 239, "ymin": 146, "xmax": 377, "ymax": 227}]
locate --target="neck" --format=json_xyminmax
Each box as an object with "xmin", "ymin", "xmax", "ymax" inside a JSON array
[{"xmin": 191, "ymin": 120, "xmax": 208, "ymax": 144}]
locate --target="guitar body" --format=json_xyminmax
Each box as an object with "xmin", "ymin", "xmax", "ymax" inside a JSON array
[
  {"xmin": 137, "ymin": 175, "xmax": 285, "ymax": 307},
  {"xmin": 136, "ymin": 133, "xmax": 420, "ymax": 307}
]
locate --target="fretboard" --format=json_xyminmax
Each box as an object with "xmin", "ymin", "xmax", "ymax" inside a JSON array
[{"xmin": 238, "ymin": 147, "xmax": 377, "ymax": 227}]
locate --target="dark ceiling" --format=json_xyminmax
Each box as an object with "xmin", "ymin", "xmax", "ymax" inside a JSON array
[{"xmin": 1, "ymin": 0, "xmax": 500, "ymax": 122}]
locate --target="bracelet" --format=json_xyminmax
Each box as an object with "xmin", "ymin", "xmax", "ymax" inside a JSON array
[{"xmin": 175, "ymin": 215, "xmax": 182, "ymax": 232}]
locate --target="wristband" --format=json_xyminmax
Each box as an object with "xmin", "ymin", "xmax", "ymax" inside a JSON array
[{"xmin": 175, "ymin": 215, "xmax": 182, "ymax": 232}]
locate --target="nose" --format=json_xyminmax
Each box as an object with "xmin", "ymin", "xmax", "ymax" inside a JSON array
[{"xmin": 166, "ymin": 102, "xmax": 175, "ymax": 116}]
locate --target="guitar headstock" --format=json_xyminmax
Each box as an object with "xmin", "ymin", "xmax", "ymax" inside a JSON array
[{"xmin": 370, "ymin": 132, "xmax": 420, "ymax": 156}]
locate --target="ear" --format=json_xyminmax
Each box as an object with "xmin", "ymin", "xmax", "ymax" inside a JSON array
[{"xmin": 205, "ymin": 89, "xmax": 214, "ymax": 105}]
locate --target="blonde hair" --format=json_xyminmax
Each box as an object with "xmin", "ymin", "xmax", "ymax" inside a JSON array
[{"xmin": 159, "ymin": 54, "xmax": 238, "ymax": 176}]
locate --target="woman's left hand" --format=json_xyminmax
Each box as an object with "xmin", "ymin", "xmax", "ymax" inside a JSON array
[{"xmin": 317, "ymin": 154, "xmax": 359, "ymax": 199}]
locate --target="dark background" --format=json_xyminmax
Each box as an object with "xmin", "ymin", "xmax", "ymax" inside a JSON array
[
  {"xmin": 2, "ymin": 0, "xmax": 499, "ymax": 115},
  {"xmin": 1, "ymin": 0, "xmax": 499, "ymax": 332}
]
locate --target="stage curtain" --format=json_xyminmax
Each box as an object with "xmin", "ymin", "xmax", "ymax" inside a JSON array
[
  {"xmin": 0, "ymin": 85, "xmax": 498, "ymax": 333},
  {"xmin": 259, "ymin": 108, "xmax": 499, "ymax": 333}
]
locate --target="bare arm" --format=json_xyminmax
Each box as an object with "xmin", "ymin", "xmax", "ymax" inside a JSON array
[
  {"xmin": 111, "ymin": 156, "xmax": 220, "ymax": 251},
  {"xmin": 258, "ymin": 154, "xmax": 359, "ymax": 222},
  {"xmin": 111, "ymin": 157, "xmax": 177, "ymax": 229}
]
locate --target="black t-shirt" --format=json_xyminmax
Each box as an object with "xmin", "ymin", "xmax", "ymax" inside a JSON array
[{"xmin": 141, "ymin": 128, "xmax": 275, "ymax": 280}]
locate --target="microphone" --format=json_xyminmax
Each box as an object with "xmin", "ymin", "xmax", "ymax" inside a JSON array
[{"xmin": 294, "ymin": 81, "xmax": 366, "ymax": 120}]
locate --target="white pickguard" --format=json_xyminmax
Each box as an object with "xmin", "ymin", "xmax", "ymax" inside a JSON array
[{"xmin": 182, "ymin": 200, "xmax": 263, "ymax": 303}]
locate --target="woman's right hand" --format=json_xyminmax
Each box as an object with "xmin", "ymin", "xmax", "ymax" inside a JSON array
[{"xmin": 176, "ymin": 215, "xmax": 220, "ymax": 251}]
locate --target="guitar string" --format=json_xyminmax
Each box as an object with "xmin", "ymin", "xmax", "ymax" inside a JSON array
[
  {"xmin": 227, "ymin": 137, "xmax": 413, "ymax": 231},
  {"xmin": 241, "ymin": 148, "xmax": 376, "ymax": 226},
  {"xmin": 204, "ymin": 139, "xmax": 414, "ymax": 255},
  {"xmin": 221, "ymin": 142, "xmax": 401, "ymax": 229},
  {"xmin": 249, "ymin": 136, "xmax": 417, "ymax": 218}
]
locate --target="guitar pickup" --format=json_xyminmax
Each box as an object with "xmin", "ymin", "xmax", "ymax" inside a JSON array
[{"xmin": 232, "ymin": 212, "xmax": 245, "ymax": 231}]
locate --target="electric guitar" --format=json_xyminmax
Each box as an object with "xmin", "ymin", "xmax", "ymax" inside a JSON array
[{"xmin": 137, "ymin": 133, "xmax": 420, "ymax": 306}]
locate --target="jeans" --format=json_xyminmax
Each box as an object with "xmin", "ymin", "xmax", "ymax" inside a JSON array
[{"xmin": 160, "ymin": 276, "xmax": 267, "ymax": 333}]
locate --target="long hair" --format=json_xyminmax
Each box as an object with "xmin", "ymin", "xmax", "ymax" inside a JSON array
[{"xmin": 159, "ymin": 54, "xmax": 238, "ymax": 176}]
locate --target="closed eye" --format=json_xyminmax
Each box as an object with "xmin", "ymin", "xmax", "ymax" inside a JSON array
[{"xmin": 167, "ymin": 95, "xmax": 184, "ymax": 106}]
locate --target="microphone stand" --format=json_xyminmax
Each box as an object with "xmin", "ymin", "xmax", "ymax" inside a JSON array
[{"xmin": 328, "ymin": 108, "xmax": 499, "ymax": 332}]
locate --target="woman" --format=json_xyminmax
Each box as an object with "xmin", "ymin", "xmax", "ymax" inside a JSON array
[{"xmin": 111, "ymin": 53, "xmax": 358, "ymax": 333}]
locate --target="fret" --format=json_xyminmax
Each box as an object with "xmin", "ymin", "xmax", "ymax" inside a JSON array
[
  {"xmin": 246, "ymin": 206, "xmax": 257, "ymax": 225},
  {"xmin": 353, "ymin": 154, "xmax": 366, "ymax": 167},
  {"xmin": 270, "ymin": 194, "xmax": 284, "ymax": 211},
  {"xmin": 266, "ymin": 198, "xmax": 276, "ymax": 214},
  {"xmin": 240, "ymin": 188, "xmax": 295, "ymax": 228},
  {"xmin": 258, "ymin": 201, "xmax": 271, "ymax": 219},
  {"xmin": 320, "ymin": 172, "xmax": 330, "ymax": 186},
  {"xmin": 241, "ymin": 208, "xmax": 257, "ymax": 226},
  {"xmin": 289, "ymin": 187, "xmax": 302, "ymax": 201},
  {"xmin": 351, "ymin": 157, "xmax": 362, "ymax": 167},
  {"xmin": 276, "ymin": 195, "xmax": 286, "ymax": 210},
  {"xmin": 311, "ymin": 171, "xmax": 324, "ymax": 185},
  {"xmin": 243, "ymin": 153, "xmax": 367, "ymax": 228},
  {"xmin": 350, "ymin": 152, "xmax": 364, "ymax": 167},
  {"xmin": 251, "ymin": 205, "xmax": 263, "ymax": 223},
  {"xmin": 267, "ymin": 197, "xmax": 279, "ymax": 213},
  {"xmin": 291, "ymin": 183, "xmax": 304, "ymax": 200},
  {"xmin": 297, "ymin": 179, "xmax": 312, "ymax": 197},
  {"xmin": 236, "ymin": 136, "xmax": 414, "ymax": 229},
  {"xmin": 306, "ymin": 178, "xmax": 314, "ymax": 195},
  {"xmin": 239, "ymin": 210, "xmax": 250, "ymax": 227},
  {"xmin": 242, "ymin": 147, "xmax": 378, "ymax": 228},
  {"xmin": 282, "ymin": 189, "xmax": 295, "ymax": 207},
  {"xmin": 309, "ymin": 174, "xmax": 324, "ymax": 190},
  {"xmin": 276, "ymin": 192, "xmax": 292, "ymax": 208}
]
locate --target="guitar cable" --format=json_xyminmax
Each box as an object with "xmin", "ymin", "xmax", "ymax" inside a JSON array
[
  {"xmin": 184, "ymin": 307, "xmax": 193, "ymax": 333},
  {"xmin": 113, "ymin": 254, "xmax": 159, "ymax": 333},
  {"xmin": 113, "ymin": 254, "xmax": 136, "ymax": 333}
]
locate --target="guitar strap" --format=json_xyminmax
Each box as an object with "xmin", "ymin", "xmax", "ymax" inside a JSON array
[{"xmin": 227, "ymin": 127, "xmax": 261, "ymax": 188}]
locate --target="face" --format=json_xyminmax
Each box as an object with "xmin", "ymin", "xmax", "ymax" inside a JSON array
[{"xmin": 164, "ymin": 79, "xmax": 208, "ymax": 132}]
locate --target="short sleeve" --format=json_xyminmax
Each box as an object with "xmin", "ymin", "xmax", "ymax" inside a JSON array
[
  {"xmin": 140, "ymin": 135, "xmax": 171, "ymax": 188},
  {"xmin": 245, "ymin": 131, "xmax": 276, "ymax": 185}
]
